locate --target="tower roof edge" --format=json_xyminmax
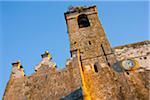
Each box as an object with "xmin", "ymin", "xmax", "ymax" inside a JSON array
[{"xmin": 64, "ymin": 5, "xmax": 97, "ymax": 15}]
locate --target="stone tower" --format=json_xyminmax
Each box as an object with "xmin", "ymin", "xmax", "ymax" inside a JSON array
[
  {"xmin": 64, "ymin": 6, "xmax": 120, "ymax": 99},
  {"xmin": 65, "ymin": 6, "xmax": 116, "ymax": 71}
]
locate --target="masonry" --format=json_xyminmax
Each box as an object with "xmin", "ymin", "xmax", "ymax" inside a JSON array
[{"xmin": 3, "ymin": 5, "xmax": 150, "ymax": 100}]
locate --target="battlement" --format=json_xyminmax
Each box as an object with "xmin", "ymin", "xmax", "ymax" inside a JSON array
[
  {"xmin": 8, "ymin": 40, "xmax": 150, "ymax": 80},
  {"xmin": 11, "ymin": 61, "xmax": 25, "ymax": 79},
  {"xmin": 4, "ymin": 50, "xmax": 83, "ymax": 99},
  {"xmin": 35, "ymin": 51, "xmax": 56, "ymax": 72}
]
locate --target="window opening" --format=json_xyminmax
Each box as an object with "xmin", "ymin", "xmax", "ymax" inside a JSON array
[
  {"xmin": 78, "ymin": 14, "xmax": 90, "ymax": 28},
  {"xmin": 89, "ymin": 41, "xmax": 91, "ymax": 45},
  {"xmin": 94, "ymin": 64, "xmax": 98, "ymax": 73}
]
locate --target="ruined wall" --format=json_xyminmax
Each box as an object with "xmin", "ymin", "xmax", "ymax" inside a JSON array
[{"xmin": 3, "ymin": 56, "xmax": 82, "ymax": 100}]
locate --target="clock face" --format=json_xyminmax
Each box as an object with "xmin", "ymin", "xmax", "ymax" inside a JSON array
[{"xmin": 121, "ymin": 59, "xmax": 135, "ymax": 70}]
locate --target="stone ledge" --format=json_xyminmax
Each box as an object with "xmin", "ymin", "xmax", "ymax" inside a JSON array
[{"xmin": 113, "ymin": 40, "xmax": 150, "ymax": 50}]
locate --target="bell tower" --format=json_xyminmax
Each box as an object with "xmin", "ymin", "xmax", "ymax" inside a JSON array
[{"xmin": 64, "ymin": 6, "xmax": 116, "ymax": 70}]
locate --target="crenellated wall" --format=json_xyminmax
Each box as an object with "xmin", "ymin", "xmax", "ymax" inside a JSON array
[
  {"xmin": 3, "ymin": 56, "xmax": 82, "ymax": 100},
  {"xmin": 3, "ymin": 41, "xmax": 150, "ymax": 100}
]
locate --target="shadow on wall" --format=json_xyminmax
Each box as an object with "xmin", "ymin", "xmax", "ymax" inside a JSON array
[{"xmin": 60, "ymin": 87, "xmax": 83, "ymax": 100}]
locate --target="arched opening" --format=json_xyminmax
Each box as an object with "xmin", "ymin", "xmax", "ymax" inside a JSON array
[
  {"xmin": 94, "ymin": 64, "xmax": 98, "ymax": 73},
  {"xmin": 78, "ymin": 14, "xmax": 90, "ymax": 28}
]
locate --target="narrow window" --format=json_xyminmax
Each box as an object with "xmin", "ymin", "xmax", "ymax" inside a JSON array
[
  {"xmin": 94, "ymin": 64, "xmax": 98, "ymax": 73},
  {"xmin": 89, "ymin": 41, "xmax": 91, "ymax": 45},
  {"xmin": 78, "ymin": 14, "xmax": 90, "ymax": 28}
]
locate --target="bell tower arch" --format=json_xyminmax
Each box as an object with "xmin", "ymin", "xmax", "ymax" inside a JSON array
[{"xmin": 64, "ymin": 6, "xmax": 116, "ymax": 70}]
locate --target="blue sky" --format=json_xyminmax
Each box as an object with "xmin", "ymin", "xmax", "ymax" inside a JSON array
[{"xmin": 0, "ymin": 1, "xmax": 149, "ymax": 99}]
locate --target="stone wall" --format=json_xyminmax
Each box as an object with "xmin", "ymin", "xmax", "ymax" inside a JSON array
[
  {"xmin": 3, "ymin": 56, "xmax": 82, "ymax": 100},
  {"xmin": 113, "ymin": 40, "xmax": 150, "ymax": 70},
  {"xmin": 3, "ymin": 41, "xmax": 150, "ymax": 100},
  {"xmin": 75, "ymin": 40, "xmax": 150, "ymax": 100}
]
